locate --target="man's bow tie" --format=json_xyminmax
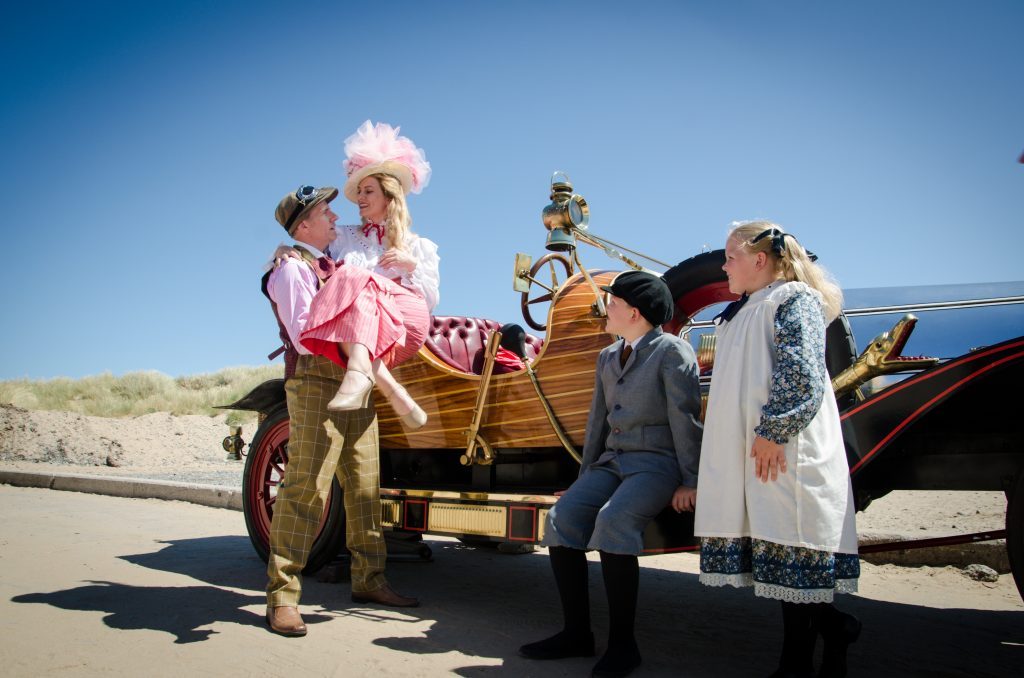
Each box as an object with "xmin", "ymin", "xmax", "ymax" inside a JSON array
[{"xmin": 314, "ymin": 255, "xmax": 336, "ymax": 281}]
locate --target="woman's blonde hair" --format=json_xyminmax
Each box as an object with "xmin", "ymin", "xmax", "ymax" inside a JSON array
[
  {"xmin": 366, "ymin": 173, "xmax": 413, "ymax": 251},
  {"xmin": 728, "ymin": 220, "xmax": 843, "ymax": 322}
]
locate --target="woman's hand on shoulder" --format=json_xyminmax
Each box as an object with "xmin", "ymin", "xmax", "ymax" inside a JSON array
[
  {"xmin": 670, "ymin": 485, "xmax": 697, "ymax": 512},
  {"xmin": 273, "ymin": 245, "xmax": 302, "ymax": 267},
  {"xmin": 751, "ymin": 435, "xmax": 787, "ymax": 482},
  {"xmin": 379, "ymin": 247, "xmax": 417, "ymax": 273}
]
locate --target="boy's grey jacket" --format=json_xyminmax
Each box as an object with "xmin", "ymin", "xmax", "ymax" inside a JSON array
[{"xmin": 579, "ymin": 327, "xmax": 703, "ymax": 487}]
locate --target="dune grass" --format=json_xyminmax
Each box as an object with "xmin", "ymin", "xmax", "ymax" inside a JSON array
[{"xmin": 0, "ymin": 365, "xmax": 284, "ymax": 425}]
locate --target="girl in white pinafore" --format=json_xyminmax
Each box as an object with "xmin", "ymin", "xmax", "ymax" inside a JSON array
[{"xmin": 694, "ymin": 221, "xmax": 861, "ymax": 678}]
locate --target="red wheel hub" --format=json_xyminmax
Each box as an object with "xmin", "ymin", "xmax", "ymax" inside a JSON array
[{"xmin": 246, "ymin": 417, "xmax": 333, "ymax": 550}]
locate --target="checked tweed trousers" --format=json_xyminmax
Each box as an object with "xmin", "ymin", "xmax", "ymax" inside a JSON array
[{"xmin": 266, "ymin": 355, "xmax": 388, "ymax": 607}]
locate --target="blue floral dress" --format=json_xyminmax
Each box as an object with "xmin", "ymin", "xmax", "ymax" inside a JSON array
[{"xmin": 693, "ymin": 281, "xmax": 859, "ymax": 603}]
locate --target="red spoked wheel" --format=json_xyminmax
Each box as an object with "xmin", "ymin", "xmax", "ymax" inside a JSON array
[{"xmin": 242, "ymin": 407, "xmax": 346, "ymax": 573}]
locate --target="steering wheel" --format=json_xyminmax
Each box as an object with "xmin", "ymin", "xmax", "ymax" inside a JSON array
[{"xmin": 520, "ymin": 253, "xmax": 573, "ymax": 331}]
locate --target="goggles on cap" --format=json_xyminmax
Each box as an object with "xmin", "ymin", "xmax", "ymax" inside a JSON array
[{"xmin": 284, "ymin": 185, "xmax": 319, "ymax": 231}]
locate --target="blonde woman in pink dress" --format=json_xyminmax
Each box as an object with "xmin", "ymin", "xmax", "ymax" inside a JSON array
[{"xmin": 277, "ymin": 121, "xmax": 440, "ymax": 428}]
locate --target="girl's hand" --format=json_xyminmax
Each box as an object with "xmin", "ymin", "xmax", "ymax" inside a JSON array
[
  {"xmin": 379, "ymin": 248, "xmax": 417, "ymax": 274},
  {"xmin": 273, "ymin": 245, "xmax": 301, "ymax": 267},
  {"xmin": 670, "ymin": 486, "xmax": 697, "ymax": 512},
  {"xmin": 751, "ymin": 435, "xmax": 787, "ymax": 482}
]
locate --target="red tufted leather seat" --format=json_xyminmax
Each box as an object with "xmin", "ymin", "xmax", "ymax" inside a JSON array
[{"xmin": 424, "ymin": 316, "xmax": 544, "ymax": 374}]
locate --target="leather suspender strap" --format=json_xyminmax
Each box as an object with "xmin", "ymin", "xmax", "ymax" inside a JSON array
[{"xmin": 263, "ymin": 246, "xmax": 328, "ymax": 377}]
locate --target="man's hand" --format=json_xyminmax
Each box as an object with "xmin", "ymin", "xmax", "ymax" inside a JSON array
[
  {"xmin": 379, "ymin": 248, "xmax": 417, "ymax": 274},
  {"xmin": 751, "ymin": 435, "xmax": 787, "ymax": 482},
  {"xmin": 273, "ymin": 245, "xmax": 301, "ymax": 267},
  {"xmin": 670, "ymin": 486, "xmax": 697, "ymax": 512}
]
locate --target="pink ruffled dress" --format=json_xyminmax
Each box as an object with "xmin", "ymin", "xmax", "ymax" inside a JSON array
[{"xmin": 299, "ymin": 224, "xmax": 440, "ymax": 369}]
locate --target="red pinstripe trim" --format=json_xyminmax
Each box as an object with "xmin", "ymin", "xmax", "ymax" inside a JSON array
[
  {"xmin": 842, "ymin": 339, "xmax": 1024, "ymax": 420},
  {"xmin": 848, "ymin": 349, "xmax": 1024, "ymax": 474},
  {"xmin": 508, "ymin": 506, "xmax": 538, "ymax": 541},
  {"xmin": 403, "ymin": 498, "xmax": 428, "ymax": 532}
]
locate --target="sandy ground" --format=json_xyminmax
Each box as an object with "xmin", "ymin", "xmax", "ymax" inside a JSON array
[
  {"xmin": 0, "ymin": 485, "xmax": 1021, "ymax": 678},
  {"xmin": 0, "ymin": 404, "xmax": 254, "ymax": 487}
]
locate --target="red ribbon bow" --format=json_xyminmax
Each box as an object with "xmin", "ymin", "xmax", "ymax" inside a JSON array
[{"xmin": 362, "ymin": 222, "xmax": 385, "ymax": 245}]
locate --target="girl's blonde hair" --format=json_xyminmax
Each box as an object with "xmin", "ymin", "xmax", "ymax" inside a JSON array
[
  {"xmin": 728, "ymin": 220, "xmax": 843, "ymax": 322},
  {"xmin": 366, "ymin": 173, "xmax": 413, "ymax": 251}
]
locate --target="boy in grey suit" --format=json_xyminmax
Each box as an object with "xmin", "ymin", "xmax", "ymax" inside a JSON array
[{"xmin": 520, "ymin": 271, "xmax": 703, "ymax": 678}]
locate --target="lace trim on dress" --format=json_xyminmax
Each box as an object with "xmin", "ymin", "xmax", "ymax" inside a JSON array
[
  {"xmin": 752, "ymin": 579, "xmax": 858, "ymax": 603},
  {"xmin": 698, "ymin": 572, "xmax": 752, "ymax": 588},
  {"xmin": 699, "ymin": 573, "xmax": 858, "ymax": 603},
  {"xmin": 835, "ymin": 578, "xmax": 859, "ymax": 594}
]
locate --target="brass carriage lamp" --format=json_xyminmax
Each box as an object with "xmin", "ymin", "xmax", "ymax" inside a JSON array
[
  {"xmin": 223, "ymin": 425, "xmax": 244, "ymax": 461},
  {"xmin": 542, "ymin": 171, "xmax": 589, "ymax": 252}
]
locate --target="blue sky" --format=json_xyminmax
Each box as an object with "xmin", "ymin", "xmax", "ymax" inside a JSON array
[{"xmin": 1, "ymin": 1, "xmax": 1021, "ymax": 380}]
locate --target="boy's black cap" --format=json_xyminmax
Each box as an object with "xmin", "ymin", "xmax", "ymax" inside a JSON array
[{"xmin": 600, "ymin": 270, "xmax": 674, "ymax": 326}]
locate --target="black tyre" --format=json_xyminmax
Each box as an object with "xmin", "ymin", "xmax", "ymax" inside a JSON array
[
  {"xmin": 242, "ymin": 406, "xmax": 347, "ymax": 573},
  {"xmin": 1007, "ymin": 468, "xmax": 1024, "ymax": 601}
]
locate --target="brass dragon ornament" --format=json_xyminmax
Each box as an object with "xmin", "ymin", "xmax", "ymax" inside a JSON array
[{"xmin": 831, "ymin": 314, "xmax": 939, "ymax": 399}]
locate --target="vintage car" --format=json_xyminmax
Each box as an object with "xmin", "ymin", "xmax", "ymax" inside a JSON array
[{"xmin": 223, "ymin": 174, "xmax": 1024, "ymax": 598}]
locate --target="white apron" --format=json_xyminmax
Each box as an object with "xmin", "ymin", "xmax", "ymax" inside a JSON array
[{"xmin": 693, "ymin": 282, "xmax": 858, "ymax": 555}]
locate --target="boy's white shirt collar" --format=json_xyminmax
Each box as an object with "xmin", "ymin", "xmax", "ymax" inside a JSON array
[{"xmin": 622, "ymin": 325, "xmax": 661, "ymax": 350}]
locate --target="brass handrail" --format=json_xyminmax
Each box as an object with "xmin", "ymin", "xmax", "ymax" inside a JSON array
[
  {"xmin": 572, "ymin": 247, "xmax": 607, "ymax": 317},
  {"xmin": 460, "ymin": 330, "xmax": 501, "ymax": 466},
  {"xmin": 524, "ymin": 362, "xmax": 582, "ymax": 464}
]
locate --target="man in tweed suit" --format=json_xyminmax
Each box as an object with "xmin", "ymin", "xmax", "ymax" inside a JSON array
[
  {"xmin": 520, "ymin": 271, "xmax": 703, "ymax": 677},
  {"xmin": 264, "ymin": 185, "xmax": 418, "ymax": 638}
]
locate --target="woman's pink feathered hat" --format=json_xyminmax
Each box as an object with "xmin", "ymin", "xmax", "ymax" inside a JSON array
[{"xmin": 342, "ymin": 120, "xmax": 431, "ymax": 203}]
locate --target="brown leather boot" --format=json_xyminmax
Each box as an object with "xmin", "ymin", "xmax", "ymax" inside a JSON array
[
  {"xmin": 351, "ymin": 585, "xmax": 420, "ymax": 608},
  {"xmin": 266, "ymin": 605, "xmax": 307, "ymax": 637}
]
